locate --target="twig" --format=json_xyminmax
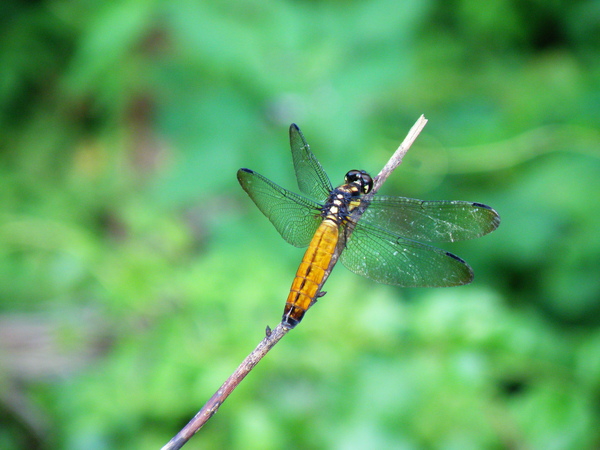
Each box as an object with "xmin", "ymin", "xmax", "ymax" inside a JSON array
[
  {"xmin": 161, "ymin": 115, "xmax": 427, "ymax": 449},
  {"xmin": 161, "ymin": 324, "xmax": 289, "ymax": 450},
  {"xmin": 372, "ymin": 114, "xmax": 428, "ymax": 194}
]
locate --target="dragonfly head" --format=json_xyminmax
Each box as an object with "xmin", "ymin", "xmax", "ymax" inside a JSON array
[{"xmin": 345, "ymin": 170, "xmax": 373, "ymax": 195}]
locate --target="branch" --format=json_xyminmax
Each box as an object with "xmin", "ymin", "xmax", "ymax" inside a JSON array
[
  {"xmin": 161, "ymin": 115, "xmax": 427, "ymax": 449},
  {"xmin": 161, "ymin": 324, "xmax": 289, "ymax": 450},
  {"xmin": 372, "ymin": 114, "xmax": 428, "ymax": 195}
]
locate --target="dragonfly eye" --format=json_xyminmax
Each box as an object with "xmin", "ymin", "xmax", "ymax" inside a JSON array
[{"xmin": 345, "ymin": 170, "xmax": 373, "ymax": 194}]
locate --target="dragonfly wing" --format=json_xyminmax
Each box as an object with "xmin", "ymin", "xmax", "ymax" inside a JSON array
[
  {"xmin": 340, "ymin": 221, "xmax": 474, "ymax": 287},
  {"xmin": 361, "ymin": 197, "xmax": 500, "ymax": 242},
  {"xmin": 237, "ymin": 168, "xmax": 322, "ymax": 248},
  {"xmin": 289, "ymin": 124, "xmax": 333, "ymax": 202}
]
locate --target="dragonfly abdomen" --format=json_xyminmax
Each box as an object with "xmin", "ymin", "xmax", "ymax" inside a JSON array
[{"xmin": 283, "ymin": 219, "xmax": 339, "ymax": 328}]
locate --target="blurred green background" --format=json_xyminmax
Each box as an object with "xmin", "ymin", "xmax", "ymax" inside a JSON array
[{"xmin": 1, "ymin": 0, "xmax": 599, "ymax": 448}]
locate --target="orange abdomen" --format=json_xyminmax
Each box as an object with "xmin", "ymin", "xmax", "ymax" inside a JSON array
[{"xmin": 282, "ymin": 220, "xmax": 339, "ymax": 327}]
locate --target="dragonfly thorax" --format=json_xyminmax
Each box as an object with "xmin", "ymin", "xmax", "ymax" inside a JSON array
[
  {"xmin": 322, "ymin": 189, "xmax": 355, "ymax": 223},
  {"xmin": 322, "ymin": 171, "xmax": 372, "ymax": 224}
]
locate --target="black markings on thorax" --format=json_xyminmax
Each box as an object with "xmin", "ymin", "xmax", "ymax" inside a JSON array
[{"xmin": 322, "ymin": 185, "xmax": 360, "ymax": 223}]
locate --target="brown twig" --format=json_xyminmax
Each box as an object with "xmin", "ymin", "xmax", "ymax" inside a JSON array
[
  {"xmin": 372, "ymin": 114, "xmax": 428, "ymax": 194},
  {"xmin": 161, "ymin": 324, "xmax": 289, "ymax": 450},
  {"xmin": 161, "ymin": 115, "xmax": 427, "ymax": 450}
]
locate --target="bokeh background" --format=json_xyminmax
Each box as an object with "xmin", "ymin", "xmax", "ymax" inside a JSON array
[{"xmin": 1, "ymin": 0, "xmax": 600, "ymax": 448}]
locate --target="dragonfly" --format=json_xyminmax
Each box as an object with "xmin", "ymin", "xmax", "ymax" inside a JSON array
[{"xmin": 238, "ymin": 124, "xmax": 500, "ymax": 328}]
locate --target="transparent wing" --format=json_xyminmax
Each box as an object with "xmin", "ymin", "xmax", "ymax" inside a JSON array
[
  {"xmin": 237, "ymin": 168, "xmax": 322, "ymax": 247},
  {"xmin": 289, "ymin": 124, "xmax": 333, "ymax": 202},
  {"xmin": 340, "ymin": 221, "xmax": 474, "ymax": 287},
  {"xmin": 361, "ymin": 197, "xmax": 500, "ymax": 242}
]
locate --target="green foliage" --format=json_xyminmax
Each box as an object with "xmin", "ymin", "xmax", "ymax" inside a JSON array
[{"xmin": 1, "ymin": 0, "xmax": 599, "ymax": 448}]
